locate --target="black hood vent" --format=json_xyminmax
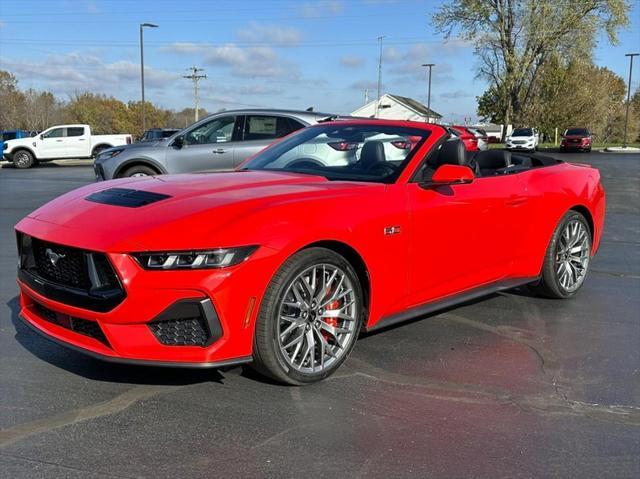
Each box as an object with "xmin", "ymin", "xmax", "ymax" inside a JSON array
[{"xmin": 86, "ymin": 188, "xmax": 171, "ymax": 208}]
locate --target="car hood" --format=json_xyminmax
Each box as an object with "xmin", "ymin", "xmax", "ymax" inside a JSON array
[{"xmin": 17, "ymin": 170, "xmax": 377, "ymax": 252}]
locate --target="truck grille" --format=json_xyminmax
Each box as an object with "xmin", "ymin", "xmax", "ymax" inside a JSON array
[{"xmin": 32, "ymin": 238, "xmax": 92, "ymax": 289}]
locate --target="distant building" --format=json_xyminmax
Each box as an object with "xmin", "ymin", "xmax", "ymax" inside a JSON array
[{"xmin": 351, "ymin": 93, "xmax": 442, "ymax": 123}]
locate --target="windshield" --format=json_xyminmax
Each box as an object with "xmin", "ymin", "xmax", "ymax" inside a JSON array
[
  {"xmin": 512, "ymin": 128, "xmax": 533, "ymax": 136},
  {"xmin": 243, "ymin": 124, "xmax": 430, "ymax": 183},
  {"xmin": 565, "ymin": 128, "xmax": 589, "ymax": 136}
]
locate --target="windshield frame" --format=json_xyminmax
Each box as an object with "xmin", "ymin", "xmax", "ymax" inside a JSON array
[{"xmin": 241, "ymin": 123, "xmax": 432, "ymax": 184}]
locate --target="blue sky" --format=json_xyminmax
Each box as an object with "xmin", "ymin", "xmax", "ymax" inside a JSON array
[{"xmin": 0, "ymin": 0, "xmax": 638, "ymax": 123}]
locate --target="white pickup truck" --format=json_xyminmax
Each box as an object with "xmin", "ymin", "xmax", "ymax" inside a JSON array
[{"xmin": 2, "ymin": 124, "xmax": 132, "ymax": 169}]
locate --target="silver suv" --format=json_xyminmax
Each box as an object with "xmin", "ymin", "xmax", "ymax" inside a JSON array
[{"xmin": 93, "ymin": 109, "xmax": 337, "ymax": 180}]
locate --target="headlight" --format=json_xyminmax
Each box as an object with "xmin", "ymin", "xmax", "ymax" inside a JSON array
[
  {"xmin": 98, "ymin": 148, "xmax": 124, "ymax": 160},
  {"xmin": 132, "ymin": 246, "xmax": 258, "ymax": 270}
]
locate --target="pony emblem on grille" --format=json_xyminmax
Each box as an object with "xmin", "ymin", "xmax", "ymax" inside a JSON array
[{"xmin": 45, "ymin": 248, "xmax": 66, "ymax": 266}]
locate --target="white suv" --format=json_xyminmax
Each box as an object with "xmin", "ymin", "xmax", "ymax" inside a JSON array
[{"xmin": 505, "ymin": 127, "xmax": 539, "ymax": 152}]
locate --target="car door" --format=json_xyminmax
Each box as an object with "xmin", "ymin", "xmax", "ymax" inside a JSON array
[
  {"xmin": 64, "ymin": 126, "xmax": 90, "ymax": 157},
  {"xmin": 166, "ymin": 115, "xmax": 241, "ymax": 173},
  {"xmin": 38, "ymin": 127, "xmax": 66, "ymax": 159},
  {"xmin": 233, "ymin": 115, "xmax": 306, "ymax": 166},
  {"xmin": 406, "ymin": 173, "xmax": 528, "ymax": 307}
]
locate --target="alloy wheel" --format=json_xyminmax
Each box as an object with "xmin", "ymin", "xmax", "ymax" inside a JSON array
[
  {"xmin": 555, "ymin": 219, "xmax": 590, "ymax": 292},
  {"xmin": 277, "ymin": 263, "xmax": 358, "ymax": 374}
]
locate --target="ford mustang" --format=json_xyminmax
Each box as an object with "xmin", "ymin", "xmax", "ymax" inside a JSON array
[{"xmin": 15, "ymin": 120, "xmax": 606, "ymax": 385}]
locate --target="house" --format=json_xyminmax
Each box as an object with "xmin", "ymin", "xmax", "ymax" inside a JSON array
[{"xmin": 351, "ymin": 94, "xmax": 442, "ymax": 123}]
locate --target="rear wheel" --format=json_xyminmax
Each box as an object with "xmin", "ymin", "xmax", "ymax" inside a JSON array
[
  {"xmin": 534, "ymin": 211, "xmax": 592, "ymax": 298},
  {"xmin": 252, "ymin": 247, "xmax": 364, "ymax": 385},
  {"xmin": 13, "ymin": 150, "xmax": 35, "ymax": 169},
  {"xmin": 120, "ymin": 164, "xmax": 157, "ymax": 178}
]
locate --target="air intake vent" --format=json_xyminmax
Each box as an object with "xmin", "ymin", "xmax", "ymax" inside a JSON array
[{"xmin": 86, "ymin": 188, "xmax": 171, "ymax": 208}]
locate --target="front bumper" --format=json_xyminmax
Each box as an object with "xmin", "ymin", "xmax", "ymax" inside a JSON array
[
  {"xmin": 16, "ymin": 234, "xmax": 279, "ymax": 367},
  {"xmin": 506, "ymin": 144, "xmax": 534, "ymax": 150}
]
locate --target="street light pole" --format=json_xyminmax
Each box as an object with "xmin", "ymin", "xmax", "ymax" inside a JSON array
[
  {"xmin": 375, "ymin": 35, "xmax": 385, "ymax": 118},
  {"xmin": 623, "ymin": 52, "xmax": 639, "ymax": 148},
  {"xmin": 421, "ymin": 63, "xmax": 435, "ymax": 111},
  {"xmin": 139, "ymin": 23, "xmax": 158, "ymax": 134}
]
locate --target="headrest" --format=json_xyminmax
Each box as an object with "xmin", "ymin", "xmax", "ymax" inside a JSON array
[
  {"xmin": 433, "ymin": 139, "xmax": 467, "ymax": 167},
  {"xmin": 474, "ymin": 150, "xmax": 512, "ymax": 170},
  {"xmin": 360, "ymin": 141, "xmax": 386, "ymax": 167}
]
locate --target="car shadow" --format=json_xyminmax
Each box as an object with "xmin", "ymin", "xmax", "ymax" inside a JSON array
[{"xmin": 7, "ymin": 296, "xmax": 229, "ymax": 386}]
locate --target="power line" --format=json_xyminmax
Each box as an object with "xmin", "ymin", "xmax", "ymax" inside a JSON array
[{"xmin": 183, "ymin": 66, "xmax": 207, "ymax": 122}]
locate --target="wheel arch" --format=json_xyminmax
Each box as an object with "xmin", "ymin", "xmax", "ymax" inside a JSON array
[
  {"xmin": 569, "ymin": 204, "xmax": 594, "ymax": 240},
  {"xmin": 114, "ymin": 158, "xmax": 166, "ymax": 178},
  {"xmin": 91, "ymin": 143, "xmax": 113, "ymax": 156},
  {"xmin": 298, "ymin": 240, "xmax": 371, "ymax": 318},
  {"xmin": 11, "ymin": 146, "xmax": 37, "ymax": 158}
]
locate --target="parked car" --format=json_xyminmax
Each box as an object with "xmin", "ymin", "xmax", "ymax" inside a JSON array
[
  {"xmin": 3, "ymin": 124, "xmax": 132, "ymax": 169},
  {"xmin": 450, "ymin": 125, "xmax": 479, "ymax": 151},
  {"xmin": 560, "ymin": 128, "xmax": 592, "ymax": 152},
  {"xmin": 94, "ymin": 109, "xmax": 339, "ymax": 180},
  {"xmin": 1, "ymin": 129, "xmax": 36, "ymax": 153},
  {"xmin": 505, "ymin": 127, "xmax": 539, "ymax": 152},
  {"xmin": 466, "ymin": 127, "xmax": 489, "ymax": 151},
  {"xmin": 140, "ymin": 128, "xmax": 180, "ymax": 142},
  {"xmin": 16, "ymin": 120, "xmax": 605, "ymax": 385}
]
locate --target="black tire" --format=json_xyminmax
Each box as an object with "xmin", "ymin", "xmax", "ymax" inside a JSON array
[
  {"xmin": 120, "ymin": 164, "xmax": 157, "ymax": 178},
  {"xmin": 533, "ymin": 211, "xmax": 592, "ymax": 299},
  {"xmin": 13, "ymin": 150, "xmax": 35, "ymax": 169},
  {"xmin": 586, "ymin": 147, "xmax": 592, "ymax": 153},
  {"xmin": 252, "ymin": 247, "xmax": 364, "ymax": 385}
]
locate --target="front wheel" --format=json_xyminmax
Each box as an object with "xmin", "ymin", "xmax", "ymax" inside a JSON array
[
  {"xmin": 534, "ymin": 211, "xmax": 592, "ymax": 298},
  {"xmin": 13, "ymin": 150, "xmax": 35, "ymax": 169},
  {"xmin": 252, "ymin": 247, "xmax": 364, "ymax": 385}
]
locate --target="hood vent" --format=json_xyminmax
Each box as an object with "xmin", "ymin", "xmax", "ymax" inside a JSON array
[{"xmin": 86, "ymin": 188, "xmax": 171, "ymax": 208}]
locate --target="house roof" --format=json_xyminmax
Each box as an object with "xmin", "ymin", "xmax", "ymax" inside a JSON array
[{"xmin": 385, "ymin": 94, "xmax": 442, "ymax": 119}]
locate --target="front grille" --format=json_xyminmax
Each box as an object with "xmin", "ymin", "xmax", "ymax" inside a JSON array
[
  {"xmin": 32, "ymin": 238, "xmax": 91, "ymax": 289},
  {"xmin": 149, "ymin": 317, "xmax": 210, "ymax": 346},
  {"xmin": 17, "ymin": 233, "xmax": 125, "ymax": 312},
  {"xmin": 34, "ymin": 302, "xmax": 110, "ymax": 346}
]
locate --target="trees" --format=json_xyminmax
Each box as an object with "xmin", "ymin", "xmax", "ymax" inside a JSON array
[{"xmin": 434, "ymin": 0, "xmax": 630, "ymax": 139}]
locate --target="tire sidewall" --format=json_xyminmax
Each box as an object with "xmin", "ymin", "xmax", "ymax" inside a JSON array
[
  {"xmin": 122, "ymin": 165, "xmax": 156, "ymax": 178},
  {"xmin": 256, "ymin": 248, "xmax": 364, "ymax": 385}
]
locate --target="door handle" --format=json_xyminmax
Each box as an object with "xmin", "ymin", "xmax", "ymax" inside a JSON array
[
  {"xmin": 506, "ymin": 196, "xmax": 528, "ymax": 207},
  {"xmin": 55, "ymin": 139, "xmax": 63, "ymax": 142},
  {"xmin": 213, "ymin": 148, "xmax": 226, "ymax": 154},
  {"xmin": 78, "ymin": 138, "xmax": 86, "ymax": 141}
]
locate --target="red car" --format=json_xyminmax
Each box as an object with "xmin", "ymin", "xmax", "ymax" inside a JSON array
[
  {"xmin": 15, "ymin": 120, "xmax": 606, "ymax": 385},
  {"xmin": 450, "ymin": 125, "xmax": 479, "ymax": 151},
  {"xmin": 560, "ymin": 128, "xmax": 592, "ymax": 152}
]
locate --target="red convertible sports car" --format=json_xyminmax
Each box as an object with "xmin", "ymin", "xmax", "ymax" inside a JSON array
[{"xmin": 15, "ymin": 120, "xmax": 605, "ymax": 385}]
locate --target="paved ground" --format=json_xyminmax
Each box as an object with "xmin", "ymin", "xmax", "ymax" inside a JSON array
[{"xmin": 0, "ymin": 153, "xmax": 638, "ymax": 478}]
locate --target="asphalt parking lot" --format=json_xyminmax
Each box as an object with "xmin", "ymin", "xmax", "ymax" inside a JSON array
[{"xmin": 0, "ymin": 152, "xmax": 638, "ymax": 478}]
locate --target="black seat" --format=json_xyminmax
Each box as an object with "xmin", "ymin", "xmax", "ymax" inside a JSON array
[
  {"xmin": 359, "ymin": 141, "xmax": 386, "ymax": 169},
  {"xmin": 474, "ymin": 150, "xmax": 512, "ymax": 176},
  {"xmin": 433, "ymin": 139, "xmax": 467, "ymax": 167}
]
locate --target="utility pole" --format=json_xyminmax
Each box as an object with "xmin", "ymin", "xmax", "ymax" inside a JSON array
[
  {"xmin": 139, "ymin": 22, "xmax": 158, "ymax": 133},
  {"xmin": 623, "ymin": 53, "xmax": 639, "ymax": 148},
  {"xmin": 375, "ymin": 35, "xmax": 385, "ymax": 118},
  {"xmin": 421, "ymin": 63, "xmax": 435, "ymax": 110},
  {"xmin": 184, "ymin": 66, "xmax": 207, "ymax": 122},
  {"xmin": 364, "ymin": 88, "xmax": 369, "ymax": 105}
]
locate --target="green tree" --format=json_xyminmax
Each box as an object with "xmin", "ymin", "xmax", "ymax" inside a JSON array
[
  {"xmin": 433, "ymin": 0, "xmax": 630, "ymax": 139},
  {"xmin": 0, "ymin": 70, "xmax": 26, "ymax": 130}
]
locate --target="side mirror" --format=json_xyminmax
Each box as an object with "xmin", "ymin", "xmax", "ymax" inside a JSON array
[
  {"xmin": 172, "ymin": 136, "xmax": 184, "ymax": 148},
  {"xmin": 431, "ymin": 164, "xmax": 474, "ymax": 185},
  {"xmin": 39, "ymin": 134, "xmax": 44, "ymax": 140}
]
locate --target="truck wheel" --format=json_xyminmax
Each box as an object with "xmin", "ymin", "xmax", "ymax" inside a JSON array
[
  {"xmin": 120, "ymin": 165, "xmax": 157, "ymax": 178},
  {"xmin": 14, "ymin": 150, "xmax": 35, "ymax": 169}
]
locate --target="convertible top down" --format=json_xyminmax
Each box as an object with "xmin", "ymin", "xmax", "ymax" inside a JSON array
[{"xmin": 15, "ymin": 120, "xmax": 605, "ymax": 384}]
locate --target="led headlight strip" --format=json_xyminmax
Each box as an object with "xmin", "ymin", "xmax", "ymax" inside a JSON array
[{"xmin": 132, "ymin": 246, "xmax": 258, "ymax": 270}]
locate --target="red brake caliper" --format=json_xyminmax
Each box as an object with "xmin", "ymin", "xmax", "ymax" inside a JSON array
[{"xmin": 322, "ymin": 300, "xmax": 340, "ymax": 341}]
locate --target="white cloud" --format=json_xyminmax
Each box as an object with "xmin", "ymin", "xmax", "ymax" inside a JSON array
[
  {"xmin": 236, "ymin": 22, "xmax": 303, "ymax": 45},
  {"xmin": 298, "ymin": 0, "xmax": 343, "ymax": 18},
  {"xmin": 340, "ymin": 55, "xmax": 365, "ymax": 68},
  {"xmin": 162, "ymin": 42, "xmax": 299, "ymax": 79}
]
